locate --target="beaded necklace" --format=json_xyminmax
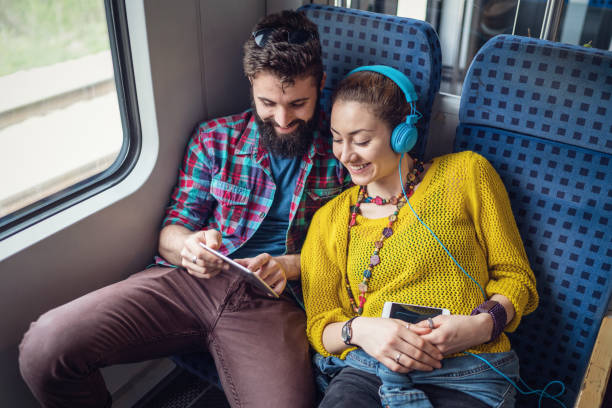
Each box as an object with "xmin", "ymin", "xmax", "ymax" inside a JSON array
[{"xmin": 344, "ymin": 159, "xmax": 424, "ymax": 315}]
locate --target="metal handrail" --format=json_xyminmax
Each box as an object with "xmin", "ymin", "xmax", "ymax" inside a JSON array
[{"xmin": 540, "ymin": 0, "xmax": 565, "ymax": 41}]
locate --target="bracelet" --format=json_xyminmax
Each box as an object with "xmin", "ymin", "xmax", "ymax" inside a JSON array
[{"xmin": 470, "ymin": 300, "xmax": 507, "ymax": 342}]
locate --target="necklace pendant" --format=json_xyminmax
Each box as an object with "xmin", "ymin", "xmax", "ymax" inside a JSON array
[
  {"xmin": 358, "ymin": 282, "xmax": 368, "ymax": 293},
  {"xmin": 382, "ymin": 227, "xmax": 393, "ymax": 238},
  {"xmin": 370, "ymin": 254, "xmax": 380, "ymax": 266}
]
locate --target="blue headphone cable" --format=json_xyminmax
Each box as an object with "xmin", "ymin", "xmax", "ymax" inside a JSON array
[{"xmin": 397, "ymin": 154, "xmax": 566, "ymax": 407}]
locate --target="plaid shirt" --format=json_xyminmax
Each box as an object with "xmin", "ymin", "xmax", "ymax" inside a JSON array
[{"xmin": 155, "ymin": 109, "xmax": 351, "ymax": 267}]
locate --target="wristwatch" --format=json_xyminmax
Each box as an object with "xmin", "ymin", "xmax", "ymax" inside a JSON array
[
  {"xmin": 470, "ymin": 300, "xmax": 507, "ymax": 343},
  {"xmin": 341, "ymin": 316, "xmax": 359, "ymax": 346}
]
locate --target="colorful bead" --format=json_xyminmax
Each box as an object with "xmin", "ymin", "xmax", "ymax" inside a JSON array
[
  {"xmin": 370, "ymin": 255, "xmax": 380, "ymax": 265},
  {"xmin": 343, "ymin": 159, "xmax": 425, "ymax": 316}
]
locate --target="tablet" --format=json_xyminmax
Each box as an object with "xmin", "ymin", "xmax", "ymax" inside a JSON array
[{"xmin": 198, "ymin": 243, "xmax": 279, "ymax": 298}]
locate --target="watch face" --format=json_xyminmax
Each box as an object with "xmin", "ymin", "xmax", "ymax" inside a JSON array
[{"xmin": 341, "ymin": 323, "xmax": 349, "ymax": 342}]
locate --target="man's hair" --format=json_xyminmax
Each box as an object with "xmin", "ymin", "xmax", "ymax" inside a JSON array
[
  {"xmin": 243, "ymin": 10, "xmax": 323, "ymax": 87},
  {"xmin": 331, "ymin": 71, "xmax": 410, "ymax": 131}
]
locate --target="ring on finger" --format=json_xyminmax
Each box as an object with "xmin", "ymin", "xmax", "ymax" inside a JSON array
[
  {"xmin": 405, "ymin": 323, "xmax": 411, "ymax": 329},
  {"xmin": 427, "ymin": 317, "xmax": 434, "ymax": 329},
  {"xmin": 395, "ymin": 352, "xmax": 402, "ymax": 364},
  {"xmin": 191, "ymin": 255, "xmax": 197, "ymax": 263}
]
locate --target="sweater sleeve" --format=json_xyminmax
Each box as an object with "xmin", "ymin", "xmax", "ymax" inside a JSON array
[
  {"xmin": 470, "ymin": 153, "xmax": 539, "ymax": 332},
  {"xmin": 301, "ymin": 200, "xmax": 353, "ymax": 357}
]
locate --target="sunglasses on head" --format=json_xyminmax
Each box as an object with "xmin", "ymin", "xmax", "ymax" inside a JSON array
[{"xmin": 252, "ymin": 28, "xmax": 313, "ymax": 47}]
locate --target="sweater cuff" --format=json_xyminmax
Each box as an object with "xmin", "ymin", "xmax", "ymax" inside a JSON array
[{"xmin": 486, "ymin": 279, "xmax": 530, "ymax": 332}]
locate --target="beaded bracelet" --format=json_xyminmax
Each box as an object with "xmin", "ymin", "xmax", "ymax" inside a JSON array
[{"xmin": 470, "ymin": 300, "xmax": 507, "ymax": 343}]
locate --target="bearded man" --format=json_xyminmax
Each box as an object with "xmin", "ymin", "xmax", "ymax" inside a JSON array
[{"xmin": 19, "ymin": 10, "xmax": 349, "ymax": 408}]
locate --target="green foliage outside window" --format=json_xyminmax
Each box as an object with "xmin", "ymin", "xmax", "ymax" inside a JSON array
[{"xmin": 0, "ymin": 0, "xmax": 109, "ymax": 76}]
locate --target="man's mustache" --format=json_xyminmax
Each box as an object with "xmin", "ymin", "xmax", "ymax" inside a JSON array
[{"xmin": 263, "ymin": 118, "xmax": 304, "ymax": 129}]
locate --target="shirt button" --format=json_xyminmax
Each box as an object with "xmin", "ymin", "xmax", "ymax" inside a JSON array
[{"xmin": 259, "ymin": 211, "xmax": 266, "ymax": 219}]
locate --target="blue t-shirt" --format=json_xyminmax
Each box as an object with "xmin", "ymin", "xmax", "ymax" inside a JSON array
[{"xmin": 230, "ymin": 153, "xmax": 301, "ymax": 259}]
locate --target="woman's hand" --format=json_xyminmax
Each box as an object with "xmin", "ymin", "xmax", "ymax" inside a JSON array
[
  {"xmin": 351, "ymin": 317, "xmax": 443, "ymax": 373},
  {"xmin": 416, "ymin": 314, "xmax": 493, "ymax": 355},
  {"xmin": 234, "ymin": 253, "xmax": 287, "ymax": 296}
]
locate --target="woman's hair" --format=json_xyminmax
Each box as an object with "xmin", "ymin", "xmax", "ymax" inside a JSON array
[
  {"xmin": 331, "ymin": 71, "xmax": 410, "ymax": 131},
  {"xmin": 243, "ymin": 10, "xmax": 323, "ymax": 87}
]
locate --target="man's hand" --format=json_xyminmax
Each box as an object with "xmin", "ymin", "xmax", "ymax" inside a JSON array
[
  {"xmin": 179, "ymin": 229, "xmax": 228, "ymax": 279},
  {"xmin": 235, "ymin": 253, "xmax": 287, "ymax": 296}
]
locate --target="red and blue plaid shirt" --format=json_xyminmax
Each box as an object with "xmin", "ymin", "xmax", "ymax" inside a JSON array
[{"xmin": 155, "ymin": 109, "xmax": 351, "ymax": 268}]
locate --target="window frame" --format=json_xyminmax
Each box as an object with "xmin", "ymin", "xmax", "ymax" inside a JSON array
[{"xmin": 0, "ymin": 0, "xmax": 141, "ymax": 241}]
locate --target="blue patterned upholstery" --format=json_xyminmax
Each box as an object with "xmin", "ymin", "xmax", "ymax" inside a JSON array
[
  {"xmin": 454, "ymin": 34, "xmax": 612, "ymax": 406},
  {"xmin": 172, "ymin": 5, "xmax": 442, "ymax": 387},
  {"xmin": 299, "ymin": 4, "xmax": 441, "ymax": 158}
]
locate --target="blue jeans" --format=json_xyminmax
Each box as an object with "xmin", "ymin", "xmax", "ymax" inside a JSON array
[{"xmin": 314, "ymin": 349, "xmax": 519, "ymax": 408}]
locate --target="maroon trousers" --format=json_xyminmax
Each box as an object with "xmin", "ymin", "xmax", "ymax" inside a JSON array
[{"xmin": 18, "ymin": 267, "xmax": 315, "ymax": 408}]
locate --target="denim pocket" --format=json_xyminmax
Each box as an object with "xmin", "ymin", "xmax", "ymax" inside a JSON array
[
  {"xmin": 379, "ymin": 384, "xmax": 433, "ymax": 408},
  {"xmin": 313, "ymin": 353, "xmax": 347, "ymax": 393}
]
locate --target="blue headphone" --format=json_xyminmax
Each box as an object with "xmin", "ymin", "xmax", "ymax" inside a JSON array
[{"xmin": 347, "ymin": 65, "xmax": 421, "ymax": 153}]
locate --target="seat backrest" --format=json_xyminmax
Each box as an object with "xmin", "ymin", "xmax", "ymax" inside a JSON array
[
  {"xmin": 454, "ymin": 34, "xmax": 612, "ymax": 406},
  {"xmin": 299, "ymin": 4, "xmax": 441, "ymax": 158}
]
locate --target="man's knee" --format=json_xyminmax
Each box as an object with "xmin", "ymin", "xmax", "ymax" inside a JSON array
[{"xmin": 19, "ymin": 308, "xmax": 87, "ymax": 387}]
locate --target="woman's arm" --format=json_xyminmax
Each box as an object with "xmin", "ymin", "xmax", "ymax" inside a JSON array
[
  {"xmin": 417, "ymin": 293, "xmax": 515, "ymax": 355},
  {"xmin": 322, "ymin": 317, "xmax": 443, "ymax": 373}
]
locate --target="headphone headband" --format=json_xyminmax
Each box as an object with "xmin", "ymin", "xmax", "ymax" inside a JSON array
[{"xmin": 347, "ymin": 65, "xmax": 418, "ymax": 102}]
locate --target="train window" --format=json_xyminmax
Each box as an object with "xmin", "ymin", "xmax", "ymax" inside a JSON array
[
  {"xmin": 0, "ymin": 0, "xmax": 139, "ymax": 239},
  {"xmin": 318, "ymin": 0, "xmax": 611, "ymax": 94}
]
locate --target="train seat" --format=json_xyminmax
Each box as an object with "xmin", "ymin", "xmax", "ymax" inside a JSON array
[
  {"xmin": 300, "ymin": 3, "xmax": 441, "ymax": 158},
  {"xmin": 454, "ymin": 34, "xmax": 612, "ymax": 407},
  {"xmin": 172, "ymin": 4, "xmax": 442, "ymax": 390}
]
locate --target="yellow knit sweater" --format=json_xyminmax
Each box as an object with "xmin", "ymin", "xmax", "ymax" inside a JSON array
[{"xmin": 301, "ymin": 151, "xmax": 538, "ymax": 359}]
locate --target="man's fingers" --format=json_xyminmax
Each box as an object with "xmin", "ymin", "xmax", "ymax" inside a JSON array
[
  {"xmin": 204, "ymin": 229, "xmax": 222, "ymax": 250},
  {"xmin": 243, "ymin": 253, "xmax": 272, "ymax": 272}
]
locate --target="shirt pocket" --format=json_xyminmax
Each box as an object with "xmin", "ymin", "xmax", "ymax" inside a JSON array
[
  {"xmin": 304, "ymin": 186, "xmax": 344, "ymax": 218},
  {"xmin": 210, "ymin": 178, "xmax": 251, "ymax": 231},
  {"xmin": 306, "ymin": 186, "xmax": 344, "ymax": 202},
  {"xmin": 210, "ymin": 178, "xmax": 250, "ymax": 205}
]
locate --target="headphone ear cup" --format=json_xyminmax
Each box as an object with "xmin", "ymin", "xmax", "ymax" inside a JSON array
[{"xmin": 391, "ymin": 123, "xmax": 418, "ymax": 153}]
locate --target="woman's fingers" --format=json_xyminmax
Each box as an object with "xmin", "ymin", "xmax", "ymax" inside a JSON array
[
  {"xmin": 399, "ymin": 324, "xmax": 443, "ymax": 362},
  {"xmin": 385, "ymin": 351, "xmax": 438, "ymax": 373}
]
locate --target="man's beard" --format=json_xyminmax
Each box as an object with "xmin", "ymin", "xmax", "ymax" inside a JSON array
[{"xmin": 253, "ymin": 100, "xmax": 319, "ymax": 158}]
